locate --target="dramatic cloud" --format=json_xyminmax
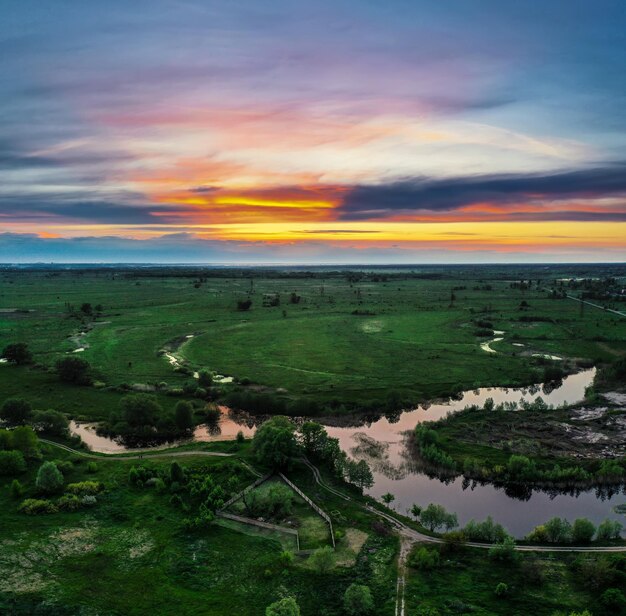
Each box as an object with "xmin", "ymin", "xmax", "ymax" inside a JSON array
[
  {"xmin": 0, "ymin": 1, "xmax": 625, "ymax": 261},
  {"xmin": 338, "ymin": 165, "xmax": 626, "ymax": 219}
]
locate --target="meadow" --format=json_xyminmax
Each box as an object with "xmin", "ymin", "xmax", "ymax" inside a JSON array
[{"xmin": 2, "ymin": 265, "xmax": 625, "ymax": 421}]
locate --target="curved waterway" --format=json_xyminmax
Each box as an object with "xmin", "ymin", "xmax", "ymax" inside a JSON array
[{"xmin": 71, "ymin": 368, "xmax": 625, "ymax": 537}]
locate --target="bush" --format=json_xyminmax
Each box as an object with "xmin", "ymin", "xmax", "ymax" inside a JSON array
[
  {"xmin": 489, "ymin": 536, "xmax": 517, "ymax": 561},
  {"xmin": 57, "ymin": 494, "xmax": 82, "ymax": 512},
  {"xmin": 66, "ymin": 480, "xmax": 104, "ymax": 495},
  {"xmin": 0, "ymin": 398, "xmax": 32, "ymax": 425},
  {"xmin": 494, "ymin": 582, "xmax": 509, "ymax": 597},
  {"xmin": 19, "ymin": 498, "xmax": 58, "ymax": 515},
  {"xmin": 0, "ymin": 450, "xmax": 26, "ymax": 475},
  {"xmin": 87, "ymin": 462, "xmax": 98, "ymax": 473},
  {"xmin": 265, "ymin": 597, "xmax": 300, "ymax": 616},
  {"xmin": 343, "ymin": 583, "xmax": 374, "ymax": 615},
  {"xmin": 81, "ymin": 495, "xmax": 97, "ymax": 507},
  {"xmin": 10, "ymin": 479, "xmax": 24, "ymax": 499},
  {"xmin": 36, "ymin": 461, "xmax": 64, "ymax": 494},
  {"xmin": 408, "ymin": 547, "xmax": 440, "ymax": 570},
  {"xmin": 236, "ymin": 430, "xmax": 245, "ymax": 444},
  {"xmin": 54, "ymin": 459, "xmax": 74, "ymax": 475},
  {"xmin": 463, "ymin": 516, "xmax": 510, "ymax": 543},
  {"xmin": 308, "ymin": 546, "xmax": 335, "ymax": 574}
]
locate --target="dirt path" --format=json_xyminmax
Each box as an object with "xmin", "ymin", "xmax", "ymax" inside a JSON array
[{"xmin": 40, "ymin": 439, "xmax": 233, "ymax": 460}]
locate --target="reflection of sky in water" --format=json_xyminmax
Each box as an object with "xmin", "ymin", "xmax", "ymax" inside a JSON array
[{"xmin": 71, "ymin": 368, "xmax": 626, "ymax": 536}]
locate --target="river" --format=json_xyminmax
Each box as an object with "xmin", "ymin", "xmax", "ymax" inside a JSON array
[{"xmin": 71, "ymin": 368, "xmax": 625, "ymax": 537}]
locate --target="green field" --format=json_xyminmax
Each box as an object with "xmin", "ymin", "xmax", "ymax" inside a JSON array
[
  {"xmin": 2, "ymin": 267, "xmax": 625, "ymax": 421},
  {"xmin": 0, "ymin": 440, "xmax": 399, "ymax": 615}
]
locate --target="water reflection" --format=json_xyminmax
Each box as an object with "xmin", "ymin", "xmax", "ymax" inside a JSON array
[{"xmin": 70, "ymin": 368, "xmax": 625, "ymax": 536}]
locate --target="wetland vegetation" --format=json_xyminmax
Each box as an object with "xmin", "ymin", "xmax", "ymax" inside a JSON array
[{"xmin": 1, "ymin": 264, "xmax": 625, "ymax": 615}]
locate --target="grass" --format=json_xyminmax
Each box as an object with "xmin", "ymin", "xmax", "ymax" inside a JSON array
[
  {"xmin": 0, "ymin": 442, "xmax": 398, "ymax": 615},
  {"xmin": 405, "ymin": 545, "xmax": 604, "ymax": 615},
  {"xmin": 2, "ymin": 269, "xmax": 625, "ymax": 417}
]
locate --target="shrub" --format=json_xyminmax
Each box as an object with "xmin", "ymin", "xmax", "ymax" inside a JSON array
[
  {"xmin": 343, "ymin": 583, "xmax": 374, "ymax": 615},
  {"xmin": 494, "ymin": 582, "xmax": 509, "ymax": 597},
  {"xmin": 10, "ymin": 426, "xmax": 40, "ymax": 458},
  {"xmin": 66, "ymin": 480, "xmax": 104, "ymax": 495},
  {"xmin": 265, "ymin": 597, "xmax": 300, "ymax": 616},
  {"xmin": 19, "ymin": 498, "xmax": 58, "ymax": 515},
  {"xmin": 57, "ymin": 494, "xmax": 82, "ymax": 512},
  {"xmin": 236, "ymin": 430, "xmax": 245, "ymax": 444},
  {"xmin": 87, "ymin": 462, "xmax": 98, "ymax": 473},
  {"xmin": 10, "ymin": 479, "xmax": 24, "ymax": 499},
  {"xmin": 54, "ymin": 459, "xmax": 74, "ymax": 475},
  {"xmin": 81, "ymin": 495, "xmax": 97, "ymax": 507},
  {"xmin": 489, "ymin": 536, "xmax": 517, "ymax": 561},
  {"xmin": 36, "ymin": 461, "xmax": 64, "ymax": 494},
  {"xmin": 408, "ymin": 547, "xmax": 440, "ymax": 570},
  {"xmin": 308, "ymin": 546, "xmax": 335, "ymax": 574},
  {"xmin": 0, "ymin": 450, "xmax": 26, "ymax": 475},
  {"xmin": 0, "ymin": 398, "xmax": 32, "ymax": 425}
]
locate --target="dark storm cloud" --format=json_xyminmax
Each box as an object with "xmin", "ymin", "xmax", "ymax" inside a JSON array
[{"xmin": 338, "ymin": 165, "xmax": 626, "ymax": 220}]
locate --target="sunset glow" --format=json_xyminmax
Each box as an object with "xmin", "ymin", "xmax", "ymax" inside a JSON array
[{"xmin": 1, "ymin": 1, "xmax": 625, "ymax": 262}]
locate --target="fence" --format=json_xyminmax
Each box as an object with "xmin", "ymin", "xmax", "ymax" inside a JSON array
[
  {"xmin": 278, "ymin": 472, "xmax": 336, "ymax": 548},
  {"xmin": 219, "ymin": 472, "xmax": 273, "ymax": 511},
  {"xmin": 217, "ymin": 511, "xmax": 300, "ymax": 551}
]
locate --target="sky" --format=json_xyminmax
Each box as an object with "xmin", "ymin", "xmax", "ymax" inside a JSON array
[{"xmin": 1, "ymin": 0, "xmax": 625, "ymax": 263}]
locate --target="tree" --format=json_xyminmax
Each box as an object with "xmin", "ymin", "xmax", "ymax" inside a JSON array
[
  {"xmin": 572, "ymin": 518, "xmax": 596, "ymax": 544},
  {"xmin": 494, "ymin": 582, "xmax": 508, "ymax": 598},
  {"xmin": 299, "ymin": 421, "xmax": 327, "ymax": 456},
  {"xmin": 420, "ymin": 503, "xmax": 458, "ymax": 532},
  {"xmin": 0, "ymin": 398, "xmax": 32, "ymax": 425},
  {"xmin": 170, "ymin": 461, "xmax": 185, "ymax": 484},
  {"xmin": 36, "ymin": 461, "xmax": 64, "ymax": 494},
  {"xmin": 32, "ymin": 409, "xmax": 69, "ymax": 437},
  {"xmin": 343, "ymin": 584, "xmax": 374, "ymax": 615},
  {"xmin": 308, "ymin": 545, "xmax": 334, "ymax": 574},
  {"xmin": 346, "ymin": 459, "xmax": 374, "ymax": 491},
  {"xmin": 80, "ymin": 302, "xmax": 93, "ymax": 315},
  {"xmin": 252, "ymin": 416, "xmax": 300, "ymax": 469},
  {"xmin": 11, "ymin": 426, "xmax": 40, "ymax": 458},
  {"xmin": 55, "ymin": 356, "xmax": 91, "ymax": 384},
  {"xmin": 381, "ymin": 492, "xmax": 395, "ymax": 506},
  {"xmin": 410, "ymin": 503, "xmax": 422, "ymax": 520},
  {"xmin": 601, "ymin": 588, "xmax": 626, "ymax": 611},
  {"xmin": 197, "ymin": 370, "xmax": 213, "ymax": 389},
  {"xmin": 174, "ymin": 401, "xmax": 194, "ymax": 431},
  {"xmin": 544, "ymin": 517, "xmax": 572, "ymax": 543},
  {"xmin": 121, "ymin": 394, "xmax": 162, "ymax": 427},
  {"xmin": 0, "ymin": 451, "xmax": 26, "ymax": 475},
  {"xmin": 265, "ymin": 597, "xmax": 300, "ymax": 616},
  {"xmin": 596, "ymin": 519, "xmax": 623, "ymax": 540},
  {"xmin": 1, "ymin": 342, "xmax": 32, "ymax": 365}
]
